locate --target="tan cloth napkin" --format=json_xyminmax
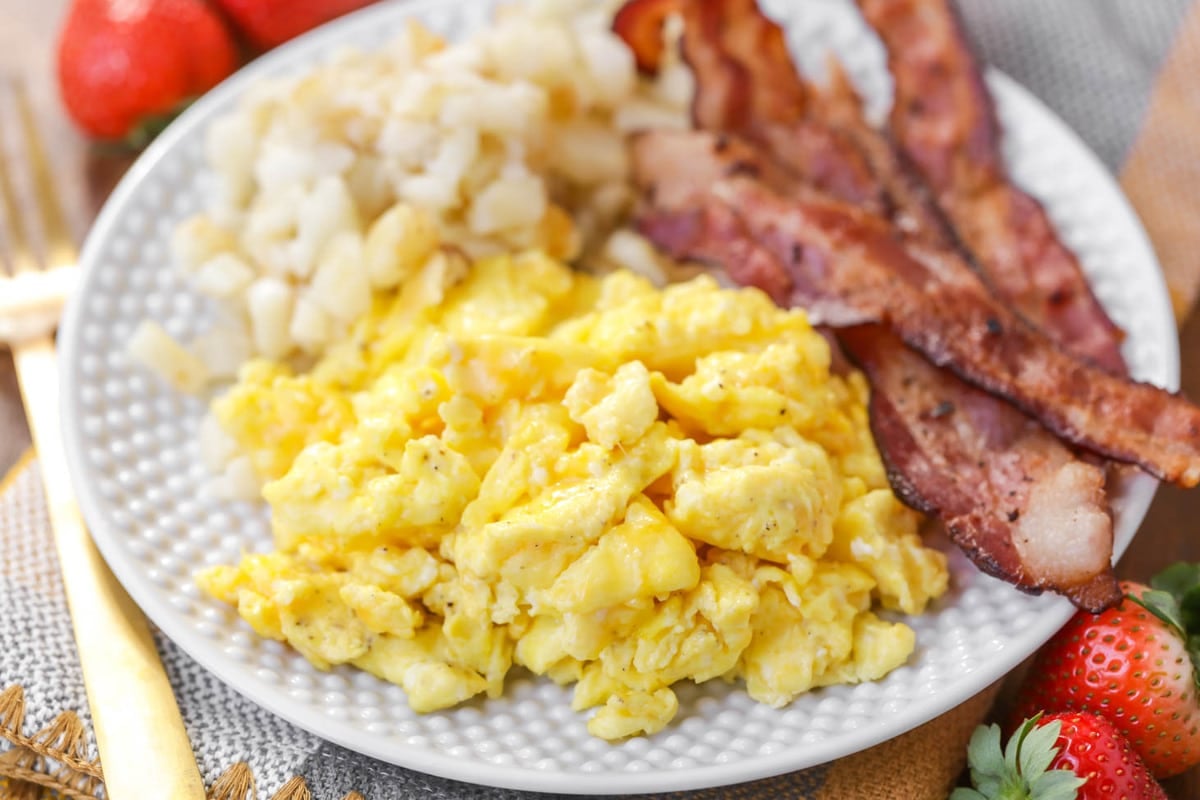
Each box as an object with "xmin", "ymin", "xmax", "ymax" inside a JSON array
[
  {"xmin": 4, "ymin": 1, "xmax": 1200, "ymax": 797},
  {"xmin": 1121, "ymin": 0, "xmax": 1200, "ymax": 320}
]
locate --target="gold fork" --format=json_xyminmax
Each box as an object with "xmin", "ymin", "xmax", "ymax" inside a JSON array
[{"xmin": 0, "ymin": 77, "xmax": 206, "ymax": 800}]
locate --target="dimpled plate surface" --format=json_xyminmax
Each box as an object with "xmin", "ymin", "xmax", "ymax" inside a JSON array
[{"xmin": 58, "ymin": 0, "xmax": 1178, "ymax": 793}]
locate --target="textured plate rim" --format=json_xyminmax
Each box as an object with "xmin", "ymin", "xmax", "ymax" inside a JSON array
[{"xmin": 57, "ymin": 1, "xmax": 1178, "ymax": 793}]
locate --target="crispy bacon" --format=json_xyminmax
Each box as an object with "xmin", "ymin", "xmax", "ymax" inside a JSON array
[
  {"xmin": 632, "ymin": 129, "xmax": 1200, "ymax": 488},
  {"xmin": 678, "ymin": 0, "xmax": 808, "ymax": 128},
  {"xmin": 808, "ymin": 70, "xmax": 1119, "ymax": 609},
  {"xmin": 612, "ymin": 0, "xmax": 679, "ymax": 73},
  {"xmin": 675, "ymin": 0, "xmax": 885, "ymax": 212},
  {"xmin": 843, "ymin": 325, "xmax": 1116, "ymax": 611},
  {"xmin": 856, "ymin": 0, "xmax": 1127, "ymax": 375},
  {"xmin": 614, "ymin": 0, "xmax": 1127, "ymax": 608},
  {"xmin": 809, "ymin": 61, "xmax": 957, "ymax": 247}
]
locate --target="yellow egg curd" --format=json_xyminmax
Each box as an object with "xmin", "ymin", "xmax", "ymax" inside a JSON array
[{"xmin": 197, "ymin": 248, "xmax": 949, "ymax": 740}]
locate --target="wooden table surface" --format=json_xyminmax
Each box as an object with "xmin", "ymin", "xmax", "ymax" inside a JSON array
[{"xmin": 4, "ymin": 1, "xmax": 1200, "ymax": 797}]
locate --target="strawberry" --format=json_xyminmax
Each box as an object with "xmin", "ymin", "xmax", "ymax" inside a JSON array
[
  {"xmin": 56, "ymin": 0, "xmax": 238, "ymax": 142},
  {"xmin": 953, "ymin": 712, "xmax": 1167, "ymax": 799},
  {"xmin": 210, "ymin": 0, "xmax": 379, "ymax": 51},
  {"xmin": 1011, "ymin": 570, "xmax": 1200, "ymax": 778}
]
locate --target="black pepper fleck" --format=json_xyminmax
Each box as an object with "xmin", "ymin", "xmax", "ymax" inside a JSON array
[{"xmin": 929, "ymin": 401, "xmax": 954, "ymax": 419}]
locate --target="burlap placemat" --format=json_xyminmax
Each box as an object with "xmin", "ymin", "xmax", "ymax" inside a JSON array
[{"xmin": 3, "ymin": 0, "xmax": 1200, "ymax": 797}]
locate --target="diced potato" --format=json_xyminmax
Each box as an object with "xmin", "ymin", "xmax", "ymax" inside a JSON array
[
  {"xmin": 311, "ymin": 231, "xmax": 371, "ymax": 323},
  {"xmin": 364, "ymin": 203, "xmax": 440, "ymax": 290},
  {"xmin": 468, "ymin": 171, "xmax": 546, "ymax": 234},
  {"xmin": 245, "ymin": 277, "xmax": 295, "ymax": 359},
  {"xmin": 193, "ymin": 252, "xmax": 256, "ymax": 298},
  {"xmin": 126, "ymin": 320, "xmax": 209, "ymax": 393}
]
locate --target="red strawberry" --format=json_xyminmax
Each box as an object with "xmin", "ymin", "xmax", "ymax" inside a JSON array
[
  {"xmin": 953, "ymin": 712, "xmax": 1167, "ymax": 799},
  {"xmin": 1011, "ymin": 570, "xmax": 1200, "ymax": 778},
  {"xmin": 56, "ymin": 0, "xmax": 238, "ymax": 142},
  {"xmin": 210, "ymin": 0, "xmax": 379, "ymax": 51}
]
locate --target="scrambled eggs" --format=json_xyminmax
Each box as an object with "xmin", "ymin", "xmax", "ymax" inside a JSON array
[{"xmin": 198, "ymin": 237, "xmax": 949, "ymax": 739}]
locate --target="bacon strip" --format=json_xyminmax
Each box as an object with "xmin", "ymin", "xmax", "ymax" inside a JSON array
[
  {"xmin": 614, "ymin": 0, "xmax": 1124, "ymax": 608},
  {"xmin": 621, "ymin": 0, "xmax": 886, "ymax": 212},
  {"xmin": 809, "ymin": 61, "xmax": 957, "ymax": 246},
  {"xmin": 632, "ymin": 129, "xmax": 1200, "ymax": 488},
  {"xmin": 612, "ymin": 0, "xmax": 679, "ymax": 73},
  {"xmin": 808, "ymin": 71, "xmax": 1118, "ymax": 608},
  {"xmin": 843, "ymin": 325, "xmax": 1116, "ymax": 610},
  {"xmin": 677, "ymin": 0, "xmax": 885, "ymax": 213},
  {"xmin": 856, "ymin": 0, "xmax": 1127, "ymax": 375}
]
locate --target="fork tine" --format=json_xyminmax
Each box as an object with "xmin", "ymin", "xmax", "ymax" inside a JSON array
[
  {"xmin": 12, "ymin": 77, "xmax": 76, "ymax": 270},
  {"xmin": 0, "ymin": 79, "xmax": 38, "ymax": 277}
]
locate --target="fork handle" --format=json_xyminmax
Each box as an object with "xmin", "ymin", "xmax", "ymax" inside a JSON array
[{"xmin": 13, "ymin": 336, "xmax": 207, "ymax": 800}]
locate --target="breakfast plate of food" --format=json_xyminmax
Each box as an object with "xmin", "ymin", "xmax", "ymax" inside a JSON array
[{"xmin": 58, "ymin": 0, "xmax": 1185, "ymax": 793}]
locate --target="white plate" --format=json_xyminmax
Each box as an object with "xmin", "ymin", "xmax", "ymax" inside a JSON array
[{"xmin": 58, "ymin": 0, "xmax": 1179, "ymax": 793}]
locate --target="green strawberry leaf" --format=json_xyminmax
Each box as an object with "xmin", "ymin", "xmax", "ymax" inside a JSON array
[
  {"xmin": 1127, "ymin": 587, "xmax": 1187, "ymax": 638},
  {"xmin": 1151, "ymin": 562, "xmax": 1200, "ymax": 606},
  {"xmin": 967, "ymin": 723, "xmax": 1007, "ymax": 793},
  {"xmin": 1187, "ymin": 633, "xmax": 1200, "ymax": 692},
  {"xmin": 123, "ymin": 106, "xmax": 190, "ymax": 151},
  {"xmin": 1017, "ymin": 720, "xmax": 1061, "ymax": 778},
  {"xmin": 88, "ymin": 100, "xmax": 198, "ymax": 155},
  {"xmin": 1150, "ymin": 562, "xmax": 1200, "ymax": 633},
  {"xmin": 949, "ymin": 789, "xmax": 988, "ymax": 800},
  {"xmin": 1147, "ymin": 564, "xmax": 1200, "ymax": 688},
  {"xmin": 1028, "ymin": 768, "xmax": 1086, "ymax": 800},
  {"xmin": 1002, "ymin": 720, "xmax": 1025, "ymax": 777},
  {"xmin": 967, "ymin": 722, "xmax": 1004, "ymax": 773},
  {"xmin": 1181, "ymin": 588, "xmax": 1200, "ymax": 632}
]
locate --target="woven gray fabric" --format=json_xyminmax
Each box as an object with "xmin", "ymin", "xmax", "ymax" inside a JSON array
[
  {"xmin": 958, "ymin": 0, "xmax": 1189, "ymax": 168},
  {"xmin": 297, "ymin": 738, "xmax": 830, "ymax": 800},
  {"xmin": 161, "ymin": 633, "xmax": 320, "ymax": 791},
  {"xmin": 0, "ymin": 461, "xmax": 95, "ymax": 760}
]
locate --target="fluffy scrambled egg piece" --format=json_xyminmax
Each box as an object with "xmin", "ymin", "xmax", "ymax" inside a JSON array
[{"xmin": 198, "ymin": 244, "xmax": 949, "ymax": 739}]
